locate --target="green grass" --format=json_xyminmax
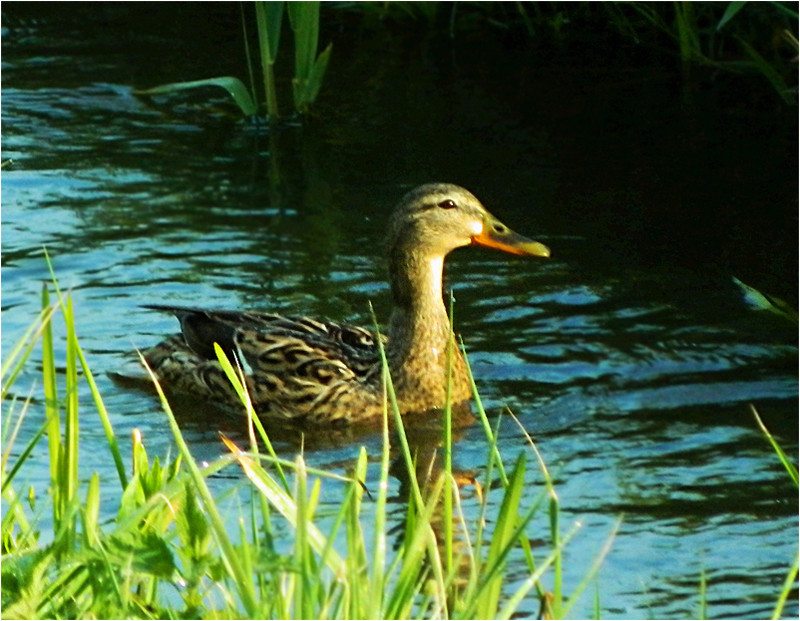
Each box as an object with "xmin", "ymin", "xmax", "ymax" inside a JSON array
[
  {"xmin": 1, "ymin": 279, "xmax": 795, "ymax": 619},
  {"xmin": 1, "ymin": 277, "xmax": 602, "ymax": 619},
  {"xmin": 134, "ymin": 1, "xmax": 331, "ymax": 120},
  {"xmin": 361, "ymin": 1, "xmax": 796, "ymax": 103},
  {"xmin": 133, "ymin": 2, "xmax": 796, "ymax": 122}
]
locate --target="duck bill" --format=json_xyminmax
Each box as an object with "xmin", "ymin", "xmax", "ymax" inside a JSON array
[{"xmin": 472, "ymin": 215, "xmax": 551, "ymax": 258}]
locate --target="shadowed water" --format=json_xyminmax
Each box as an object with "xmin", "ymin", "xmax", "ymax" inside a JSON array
[{"xmin": 2, "ymin": 6, "xmax": 797, "ymax": 619}]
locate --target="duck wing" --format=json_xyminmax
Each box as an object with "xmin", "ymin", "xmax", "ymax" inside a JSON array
[
  {"xmin": 143, "ymin": 304, "xmax": 382, "ymax": 367},
  {"xmin": 143, "ymin": 305, "xmax": 386, "ymax": 419}
]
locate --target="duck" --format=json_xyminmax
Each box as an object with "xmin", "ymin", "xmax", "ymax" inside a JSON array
[{"xmin": 143, "ymin": 183, "xmax": 550, "ymax": 425}]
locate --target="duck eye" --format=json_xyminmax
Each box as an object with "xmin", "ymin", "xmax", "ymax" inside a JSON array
[{"xmin": 437, "ymin": 199, "xmax": 457, "ymax": 209}]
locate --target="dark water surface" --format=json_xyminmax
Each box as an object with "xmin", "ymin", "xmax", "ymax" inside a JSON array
[{"xmin": 2, "ymin": 5, "xmax": 797, "ymax": 619}]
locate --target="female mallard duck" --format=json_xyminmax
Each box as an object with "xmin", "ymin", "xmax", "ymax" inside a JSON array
[{"xmin": 144, "ymin": 183, "xmax": 549, "ymax": 424}]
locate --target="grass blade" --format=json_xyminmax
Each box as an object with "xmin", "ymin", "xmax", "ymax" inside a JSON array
[
  {"xmin": 368, "ymin": 390, "xmax": 391, "ymax": 618},
  {"xmin": 752, "ymin": 405, "xmax": 798, "ymax": 486},
  {"xmin": 368, "ymin": 303, "xmax": 448, "ymax": 610},
  {"xmin": 1, "ymin": 304, "xmax": 57, "ymax": 395},
  {"xmin": 255, "ymin": 1, "xmax": 284, "ymax": 117},
  {"xmin": 478, "ymin": 451, "xmax": 526, "ymax": 618},
  {"xmin": 40, "ymin": 284, "xmax": 63, "ymax": 532},
  {"xmin": 74, "ymin": 342, "xmax": 127, "ymax": 488},
  {"xmin": 134, "ymin": 77, "xmax": 258, "ymax": 116},
  {"xmin": 138, "ymin": 353, "xmax": 260, "ymax": 618},
  {"xmin": 561, "ymin": 517, "xmax": 622, "ymax": 618},
  {"xmin": 1, "ymin": 409, "xmax": 53, "ymax": 495},
  {"xmin": 213, "ymin": 343, "xmax": 289, "ymax": 490},
  {"xmin": 733, "ymin": 277, "xmax": 799, "ymax": 323},
  {"xmin": 735, "ymin": 36, "xmax": 795, "ymax": 104},
  {"xmin": 219, "ymin": 434, "xmax": 347, "ymax": 576},
  {"xmin": 496, "ymin": 522, "xmax": 583, "ymax": 620},
  {"xmin": 716, "ymin": 1, "xmax": 748, "ymax": 31},
  {"xmin": 772, "ymin": 551, "xmax": 799, "ymax": 620},
  {"xmin": 63, "ymin": 296, "xmax": 80, "ymax": 548}
]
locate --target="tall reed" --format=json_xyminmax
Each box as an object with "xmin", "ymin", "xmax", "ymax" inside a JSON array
[{"xmin": 134, "ymin": 2, "xmax": 331, "ymax": 120}]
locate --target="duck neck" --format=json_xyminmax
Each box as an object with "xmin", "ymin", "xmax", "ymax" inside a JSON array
[{"xmin": 387, "ymin": 250, "xmax": 456, "ymax": 369}]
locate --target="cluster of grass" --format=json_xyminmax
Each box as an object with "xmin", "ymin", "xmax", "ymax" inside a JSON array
[
  {"xmin": 135, "ymin": 1, "xmax": 331, "ymax": 120},
  {"xmin": 2, "ymin": 277, "xmax": 796, "ymax": 619},
  {"xmin": 133, "ymin": 2, "xmax": 797, "ymax": 122},
  {"xmin": 367, "ymin": 0, "xmax": 798, "ymax": 104},
  {"xmin": 2, "ymin": 280, "xmax": 614, "ymax": 619}
]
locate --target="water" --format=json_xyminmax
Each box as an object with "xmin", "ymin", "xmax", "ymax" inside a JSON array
[{"xmin": 2, "ymin": 6, "xmax": 797, "ymax": 619}]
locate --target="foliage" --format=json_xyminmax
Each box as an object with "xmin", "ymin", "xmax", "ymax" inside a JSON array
[
  {"xmin": 288, "ymin": 2, "xmax": 332, "ymax": 113},
  {"xmin": 620, "ymin": 1, "xmax": 798, "ymax": 103},
  {"xmin": 135, "ymin": 1, "xmax": 331, "ymax": 120},
  {"xmin": 134, "ymin": 77, "xmax": 258, "ymax": 117},
  {"xmin": 2, "ymin": 275, "xmax": 612, "ymax": 619},
  {"xmin": 733, "ymin": 276, "xmax": 799, "ymax": 323},
  {"xmin": 133, "ymin": 2, "xmax": 796, "ymax": 123},
  {"xmin": 751, "ymin": 406, "xmax": 799, "ymax": 620},
  {"xmin": 3, "ymin": 268, "xmax": 795, "ymax": 618},
  {"xmin": 357, "ymin": 1, "xmax": 798, "ymax": 103}
]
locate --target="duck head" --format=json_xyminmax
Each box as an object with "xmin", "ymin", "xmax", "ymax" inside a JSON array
[{"xmin": 387, "ymin": 183, "xmax": 551, "ymax": 260}]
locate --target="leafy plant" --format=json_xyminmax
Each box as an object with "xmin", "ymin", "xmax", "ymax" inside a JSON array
[
  {"xmin": 134, "ymin": 1, "xmax": 332, "ymax": 120},
  {"xmin": 733, "ymin": 276, "xmax": 798, "ymax": 323},
  {"xmin": 621, "ymin": 1, "xmax": 798, "ymax": 102},
  {"xmin": 288, "ymin": 2, "xmax": 332, "ymax": 113}
]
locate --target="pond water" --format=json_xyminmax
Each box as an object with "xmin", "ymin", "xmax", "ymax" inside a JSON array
[{"xmin": 2, "ymin": 5, "xmax": 798, "ymax": 619}]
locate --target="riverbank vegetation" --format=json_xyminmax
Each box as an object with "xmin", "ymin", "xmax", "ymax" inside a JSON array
[
  {"xmin": 2, "ymin": 275, "xmax": 796, "ymax": 619},
  {"xmin": 2, "ymin": 280, "xmax": 612, "ymax": 618},
  {"xmin": 133, "ymin": 1, "xmax": 797, "ymax": 120}
]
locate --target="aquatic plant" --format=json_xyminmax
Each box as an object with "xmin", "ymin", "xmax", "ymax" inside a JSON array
[
  {"xmin": 620, "ymin": 1, "xmax": 798, "ymax": 103},
  {"xmin": 135, "ymin": 1, "xmax": 331, "ymax": 120},
  {"xmin": 360, "ymin": 1, "xmax": 798, "ymax": 104},
  {"xmin": 133, "ymin": 1, "xmax": 796, "ymax": 123}
]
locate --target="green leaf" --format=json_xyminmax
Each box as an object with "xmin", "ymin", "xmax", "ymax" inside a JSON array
[
  {"xmin": 106, "ymin": 531, "xmax": 175, "ymax": 578},
  {"xmin": 74, "ymin": 338, "xmax": 127, "ymax": 490},
  {"xmin": 288, "ymin": 0, "xmax": 320, "ymax": 79},
  {"xmin": 82, "ymin": 474, "xmax": 100, "ymax": 549},
  {"xmin": 768, "ymin": 0, "xmax": 799, "ymax": 20},
  {"xmin": 2, "ymin": 412, "xmax": 52, "ymax": 496},
  {"xmin": 134, "ymin": 77, "xmax": 258, "ymax": 117},
  {"xmin": 716, "ymin": 1, "xmax": 748, "ymax": 31},
  {"xmin": 255, "ymin": 2, "xmax": 284, "ymax": 117},
  {"xmin": 734, "ymin": 37, "xmax": 795, "ymax": 104},
  {"xmin": 0, "ymin": 547, "xmax": 54, "ymax": 614},
  {"xmin": 773, "ymin": 552, "xmax": 799, "ymax": 619},
  {"xmin": 479, "ymin": 452, "xmax": 526, "ymax": 617},
  {"xmin": 288, "ymin": 1, "xmax": 330, "ymax": 112},
  {"xmin": 732, "ymin": 277, "xmax": 798, "ymax": 322},
  {"xmin": 752, "ymin": 405, "xmax": 798, "ymax": 487},
  {"xmin": 138, "ymin": 354, "xmax": 260, "ymax": 617},
  {"xmin": 219, "ymin": 435, "xmax": 347, "ymax": 576},
  {"xmin": 293, "ymin": 42, "xmax": 331, "ymax": 110},
  {"xmin": 1, "ymin": 304, "xmax": 57, "ymax": 394},
  {"xmin": 255, "ymin": 1, "xmax": 284, "ymax": 64},
  {"xmin": 176, "ymin": 480, "xmax": 211, "ymax": 562}
]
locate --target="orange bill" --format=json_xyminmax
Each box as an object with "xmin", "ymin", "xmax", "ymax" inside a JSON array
[{"xmin": 471, "ymin": 214, "xmax": 551, "ymax": 258}]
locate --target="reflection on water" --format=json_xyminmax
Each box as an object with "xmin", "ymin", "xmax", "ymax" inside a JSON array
[{"xmin": 2, "ymin": 5, "xmax": 797, "ymax": 619}]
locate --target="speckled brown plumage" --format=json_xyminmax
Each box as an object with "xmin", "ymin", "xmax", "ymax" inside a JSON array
[{"xmin": 143, "ymin": 183, "xmax": 550, "ymax": 424}]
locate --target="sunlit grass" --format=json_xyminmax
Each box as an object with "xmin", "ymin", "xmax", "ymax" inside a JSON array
[
  {"xmin": 0, "ymin": 278, "xmax": 582, "ymax": 618},
  {"xmin": 2, "ymin": 277, "xmax": 794, "ymax": 619}
]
